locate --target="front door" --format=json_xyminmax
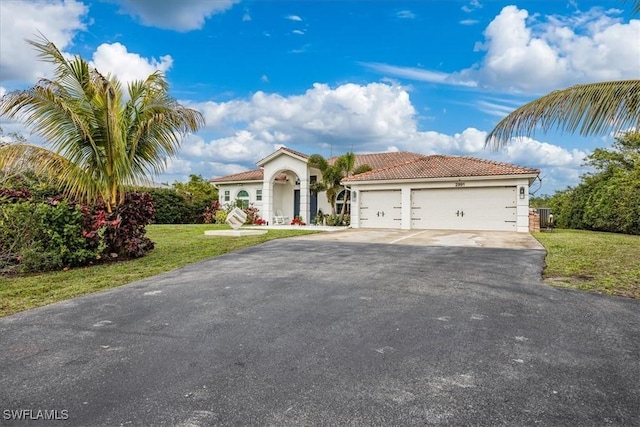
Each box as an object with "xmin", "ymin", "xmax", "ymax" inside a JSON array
[{"xmin": 294, "ymin": 189, "xmax": 300, "ymax": 218}]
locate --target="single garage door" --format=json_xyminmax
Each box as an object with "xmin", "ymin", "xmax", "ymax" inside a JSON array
[
  {"xmin": 360, "ymin": 190, "xmax": 402, "ymax": 228},
  {"xmin": 411, "ymin": 187, "xmax": 517, "ymax": 231}
]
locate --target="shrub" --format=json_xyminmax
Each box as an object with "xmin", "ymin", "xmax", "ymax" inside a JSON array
[
  {"xmin": 291, "ymin": 216, "xmax": 306, "ymax": 226},
  {"xmin": 148, "ymin": 188, "xmax": 191, "ymax": 224},
  {"xmin": 94, "ymin": 192, "xmax": 155, "ymax": 259},
  {"xmin": 203, "ymin": 200, "xmax": 222, "ymax": 224},
  {"xmin": 214, "ymin": 209, "xmax": 228, "ymax": 224},
  {"xmin": 0, "ymin": 200, "xmax": 97, "ymax": 274}
]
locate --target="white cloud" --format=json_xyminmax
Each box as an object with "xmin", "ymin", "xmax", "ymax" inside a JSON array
[
  {"xmin": 114, "ymin": 0, "xmax": 239, "ymax": 31},
  {"xmin": 260, "ymin": 75, "xmax": 269, "ymax": 83},
  {"xmin": 190, "ymin": 82, "xmax": 419, "ymax": 148},
  {"xmin": 286, "ymin": 15, "xmax": 303, "ymax": 22},
  {"xmin": 361, "ymin": 62, "xmax": 477, "ymax": 87},
  {"xmin": 459, "ymin": 19, "xmax": 479, "ymax": 26},
  {"xmin": 167, "ymin": 82, "xmax": 587, "ymax": 192},
  {"xmin": 396, "ymin": 10, "xmax": 416, "ymax": 19},
  {"xmin": 90, "ymin": 43, "xmax": 173, "ymax": 85},
  {"xmin": 462, "ymin": 0, "xmax": 483, "ymax": 13},
  {"xmin": 182, "ymin": 131, "xmax": 275, "ymax": 163},
  {"xmin": 242, "ymin": 9, "xmax": 251, "ymax": 22},
  {"xmin": 365, "ymin": 6, "xmax": 640, "ymax": 93},
  {"xmin": 292, "ymin": 29, "xmax": 305, "ymax": 35},
  {"xmin": 0, "ymin": 0, "xmax": 88, "ymax": 84}
]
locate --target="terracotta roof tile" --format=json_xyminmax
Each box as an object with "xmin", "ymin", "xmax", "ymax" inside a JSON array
[
  {"xmin": 210, "ymin": 169, "xmax": 289, "ymax": 183},
  {"xmin": 210, "ymin": 169, "xmax": 264, "ymax": 183},
  {"xmin": 280, "ymin": 146, "xmax": 309, "ymax": 159},
  {"xmin": 328, "ymin": 151, "xmax": 425, "ymax": 171},
  {"xmin": 342, "ymin": 155, "xmax": 540, "ymax": 182}
]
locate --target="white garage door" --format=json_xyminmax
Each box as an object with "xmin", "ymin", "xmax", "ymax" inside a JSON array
[
  {"xmin": 360, "ymin": 190, "xmax": 402, "ymax": 228},
  {"xmin": 411, "ymin": 187, "xmax": 517, "ymax": 231}
]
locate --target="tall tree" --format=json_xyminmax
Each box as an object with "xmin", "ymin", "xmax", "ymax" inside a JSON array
[
  {"xmin": 486, "ymin": 1, "xmax": 640, "ymax": 149},
  {"xmin": 308, "ymin": 152, "xmax": 371, "ymax": 216},
  {"xmin": 0, "ymin": 36, "xmax": 204, "ymax": 212}
]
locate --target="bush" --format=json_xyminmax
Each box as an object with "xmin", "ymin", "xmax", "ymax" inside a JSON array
[
  {"xmin": 148, "ymin": 189, "xmax": 191, "ymax": 224},
  {"xmin": 93, "ymin": 192, "xmax": 155, "ymax": 258},
  {"xmin": 203, "ymin": 200, "xmax": 222, "ymax": 224},
  {"xmin": 0, "ymin": 200, "xmax": 97, "ymax": 274},
  {"xmin": 214, "ymin": 209, "xmax": 228, "ymax": 224}
]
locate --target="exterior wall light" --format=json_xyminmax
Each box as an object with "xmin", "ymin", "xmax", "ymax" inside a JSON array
[{"xmin": 519, "ymin": 186, "xmax": 526, "ymax": 199}]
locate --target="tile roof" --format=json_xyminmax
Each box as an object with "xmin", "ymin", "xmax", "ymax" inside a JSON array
[
  {"xmin": 210, "ymin": 151, "xmax": 539, "ymax": 184},
  {"xmin": 210, "ymin": 170, "xmax": 289, "ymax": 183},
  {"xmin": 327, "ymin": 151, "xmax": 424, "ymax": 171},
  {"xmin": 342, "ymin": 155, "xmax": 540, "ymax": 182},
  {"xmin": 280, "ymin": 146, "xmax": 309, "ymax": 159},
  {"xmin": 210, "ymin": 169, "xmax": 263, "ymax": 183}
]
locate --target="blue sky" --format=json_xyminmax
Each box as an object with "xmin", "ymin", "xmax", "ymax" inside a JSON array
[{"xmin": 1, "ymin": 0, "xmax": 639, "ymax": 194}]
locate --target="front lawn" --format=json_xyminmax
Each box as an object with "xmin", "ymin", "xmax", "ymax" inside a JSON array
[
  {"xmin": 0, "ymin": 224, "xmax": 319, "ymax": 317},
  {"xmin": 534, "ymin": 229, "xmax": 640, "ymax": 298}
]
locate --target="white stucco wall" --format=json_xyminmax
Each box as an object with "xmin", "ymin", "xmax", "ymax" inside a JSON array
[
  {"xmin": 216, "ymin": 182, "xmax": 264, "ymax": 215},
  {"xmin": 348, "ymin": 176, "xmax": 534, "ymax": 232}
]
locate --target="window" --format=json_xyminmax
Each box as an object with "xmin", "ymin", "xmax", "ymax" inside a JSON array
[
  {"xmin": 256, "ymin": 189, "xmax": 262, "ymax": 201},
  {"xmin": 237, "ymin": 190, "xmax": 250, "ymax": 208},
  {"xmin": 335, "ymin": 189, "xmax": 351, "ymax": 215},
  {"xmin": 224, "ymin": 190, "xmax": 230, "ymax": 202}
]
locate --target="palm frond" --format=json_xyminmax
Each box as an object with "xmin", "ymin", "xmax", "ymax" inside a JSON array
[
  {"xmin": 0, "ymin": 143, "xmax": 100, "ymax": 203},
  {"xmin": 486, "ymin": 80, "xmax": 640, "ymax": 149}
]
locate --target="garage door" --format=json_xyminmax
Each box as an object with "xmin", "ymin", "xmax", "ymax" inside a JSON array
[
  {"xmin": 360, "ymin": 190, "xmax": 402, "ymax": 228},
  {"xmin": 411, "ymin": 187, "xmax": 517, "ymax": 231}
]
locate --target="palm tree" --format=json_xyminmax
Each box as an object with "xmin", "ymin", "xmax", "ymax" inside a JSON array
[
  {"xmin": 0, "ymin": 36, "xmax": 205, "ymax": 212},
  {"xmin": 308, "ymin": 152, "xmax": 371, "ymax": 217},
  {"xmin": 486, "ymin": 80, "xmax": 640, "ymax": 149},
  {"xmin": 486, "ymin": 1, "xmax": 640, "ymax": 149}
]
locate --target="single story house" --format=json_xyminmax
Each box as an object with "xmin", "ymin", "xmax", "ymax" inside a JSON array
[{"xmin": 210, "ymin": 147, "xmax": 540, "ymax": 232}]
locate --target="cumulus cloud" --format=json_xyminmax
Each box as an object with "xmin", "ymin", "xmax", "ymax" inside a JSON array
[
  {"xmin": 190, "ymin": 82, "xmax": 418, "ymax": 148},
  {"xmin": 113, "ymin": 0, "xmax": 238, "ymax": 31},
  {"xmin": 286, "ymin": 15, "xmax": 303, "ymax": 22},
  {"xmin": 90, "ymin": 43, "xmax": 173, "ymax": 85},
  {"xmin": 365, "ymin": 5, "xmax": 640, "ymax": 93},
  {"xmin": 166, "ymin": 82, "xmax": 587, "ymax": 191},
  {"xmin": 292, "ymin": 29, "xmax": 305, "ymax": 35},
  {"xmin": 0, "ymin": 0, "xmax": 88, "ymax": 84}
]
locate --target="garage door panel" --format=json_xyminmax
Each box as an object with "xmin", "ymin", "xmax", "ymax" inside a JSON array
[
  {"xmin": 411, "ymin": 187, "xmax": 516, "ymax": 231},
  {"xmin": 360, "ymin": 190, "xmax": 402, "ymax": 229}
]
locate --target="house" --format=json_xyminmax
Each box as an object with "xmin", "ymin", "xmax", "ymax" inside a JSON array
[{"xmin": 210, "ymin": 147, "xmax": 540, "ymax": 232}]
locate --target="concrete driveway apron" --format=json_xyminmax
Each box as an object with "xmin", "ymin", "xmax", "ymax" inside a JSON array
[{"xmin": 1, "ymin": 231, "xmax": 638, "ymax": 426}]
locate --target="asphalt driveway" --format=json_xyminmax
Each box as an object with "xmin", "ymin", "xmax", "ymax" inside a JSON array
[{"xmin": 1, "ymin": 238, "xmax": 639, "ymax": 426}]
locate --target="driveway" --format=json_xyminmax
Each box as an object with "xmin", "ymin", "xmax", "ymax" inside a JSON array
[{"xmin": 1, "ymin": 236, "xmax": 638, "ymax": 426}]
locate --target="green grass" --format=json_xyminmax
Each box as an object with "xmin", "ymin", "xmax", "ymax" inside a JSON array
[
  {"xmin": 533, "ymin": 229, "xmax": 640, "ymax": 298},
  {"xmin": 0, "ymin": 224, "xmax": 319, "ymax": 317}
]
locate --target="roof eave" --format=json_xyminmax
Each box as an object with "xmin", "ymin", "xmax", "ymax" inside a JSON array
[
  {"xmin": 211, "ymin": 179, "xmax": 263, "ymax": 186},
  {"xmin": 343, "ymin": 173, "xmax": 540, "ymax": 186},
  {"xmin": 256, "ymin": 148, "xmax": 309, "ymax": 167}
]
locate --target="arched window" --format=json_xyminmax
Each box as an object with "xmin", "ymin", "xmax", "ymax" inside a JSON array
[
  {"xmin": 236, "ymin": 190, "xmax": 250, "ymax": 208},
  {"xmin": 335, "ymin": 189, "xmax": 351, "ymax": 215}
]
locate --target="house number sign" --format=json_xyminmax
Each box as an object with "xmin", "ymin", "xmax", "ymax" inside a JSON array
[{"xmin": 455, "ymin": 182, "xmax": 465, "ymax": 187}]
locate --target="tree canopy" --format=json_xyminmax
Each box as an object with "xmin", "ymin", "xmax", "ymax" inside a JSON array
[{"xmin": 0, "ymin": 36, "xmax": 205, "ymax": 212}]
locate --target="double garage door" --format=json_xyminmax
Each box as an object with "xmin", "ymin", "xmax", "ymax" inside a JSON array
[{"xmin": 359, "ymin": 187, "xmax": 517, "ymax": 231}]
